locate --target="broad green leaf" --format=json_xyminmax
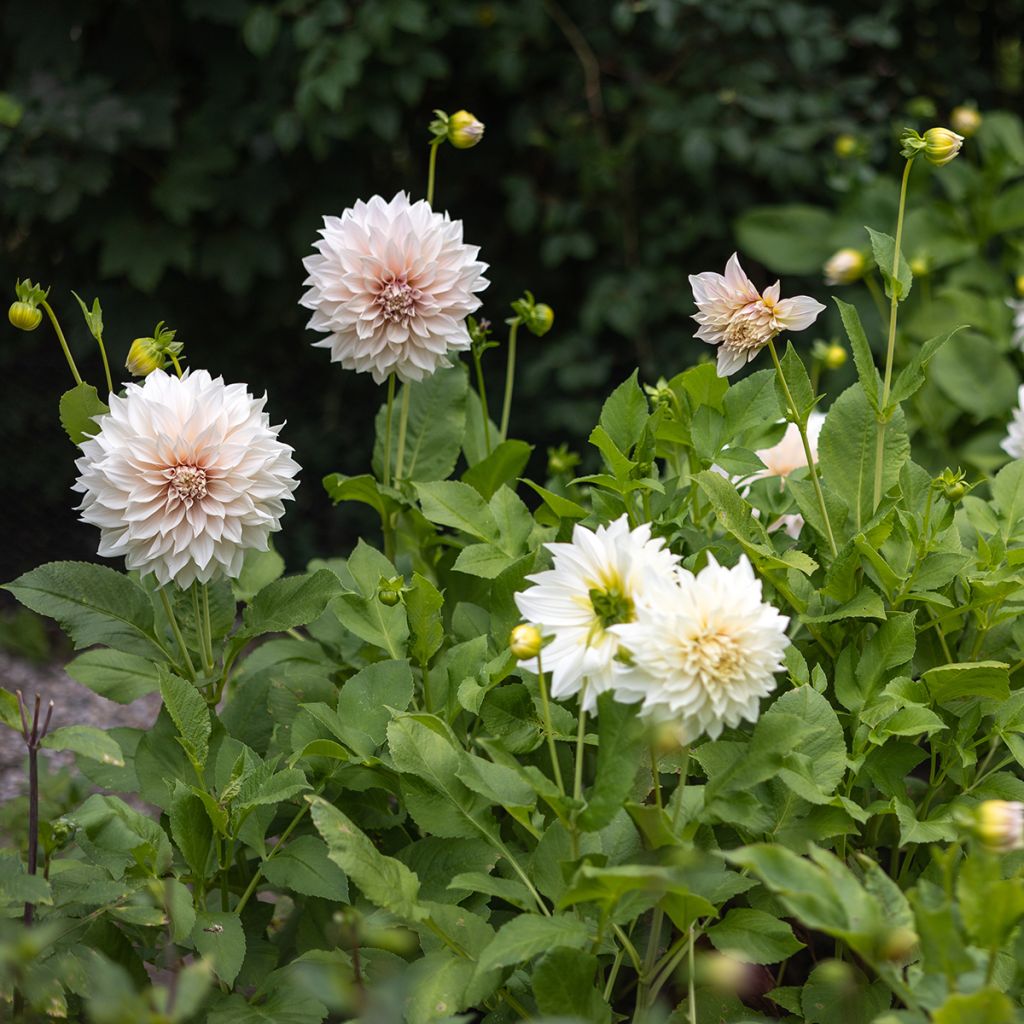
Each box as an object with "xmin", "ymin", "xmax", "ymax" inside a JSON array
[
  {"xmin": 0, "ymin": 853, "xmax": 52, "ymax": 906},
  {"xmin": 578, "ymin": 693, "xmax": 645, "ymax": 831},
  {"xmin": 532, "ymin": 948, "xmax": 610, "ymax": 1023},
  {"xmin": 453, "ymin": 544, "xmax": 518, "ymax": 579},
  {"xmin": 405, "ymin": 951, "xmax": 477, "ymax": 1024},
  {"xmin": 262, "ymin": 834, "xmax": 349, "ymax": 902},
  {"xmin": 992, "ymin": 458, "xmax": 1024, "ymax": 542},
  {"xmin": 735, "ymin": 205, "xmax": 835, "ymax": 274},
  {"xmin": 331, "ymin": 544, "xmax": 409, "ymax": 657},
  {"xmin": 239, "ymin": 569, "xmax": 343, "ymax": 638},
  {"xmin": 930, "ymin": 330, "xmax": 1018, "ymax": 420},
  {"xmin": 599, "ymin": 370, "xmax": 648, "ymax": 453},
  {"xmin": 0, "ymin": 687, "xmax": 19, "ymax": 730},
  {"xmin": 322, "ymin": 472, "xmax": 394, "ymax": 521},
  {"xmin": 43, "ymin": 725, "xmax": 125, "ymax": 767},
  {"xmin": 336, "ymin": 659, "xmax": 414, "ymax": 752},
  {"xmin": 834, "ymin": 297, "xmax": 881, "ymax": 410},
  {"xmin": 308, "ymin": 796, "xmax": 424, "ymax": 921},
  {"xmin": 706, "ymin": 908, "xmax": 805, "ymax": 964},
  {"xmin": 887, "ymin": 326, "xmax": 964, "ymax": 409},
  {"xmin": 520, "ymin": 479, "xmax": 588, "ymax": 520},
  {"xmin": 476, "ymin": 914, "xmax": 590, "ymax": 973},
  {"xmin": 192, "ymin": 911, "xmax": 246, "ymax": 986},
  {"xmin": 922, "ymin": 661, "xmax": 1011, "ymax": 703},
  {"xmin": 932, "ymin": 990, "xmax": 1017, "ymax": 1024},
  {"xmin": 406, "ymin": 573, "xmax": 444, "ymax": 666},
  {"xmin": 159, "ymin": 668, "xmax": 211, "ymax": 767},
  {"xmin": 232, "ymin": 544, "xmax": 285, "ymax": 604},
  {"xmin": 462, "ymin": 440, "xmax": 533, "ymax": 500},
  {"xmin": 802, "ymin": 961, "xmax": 891, "ymax": 1024},
  {"xmin": 867, "ymin": 226, "xmax": 912, "ymax": 301},
  {"xmin": 206, "ymin": 991, "xmax": 327, "ymax": 1024},
  {"xmin": 894, "ymin": 799, "xmax": 956, "ymax": 844},
  {"xmin": 66, "ymin": 649, "xmax": 160, "ymax": 704},
  {"xmin": 169, "ymin": 783, "xmax": 213, "ymax": 877},
  {"xmin": 774, "ymin": 342, "xmax": 816, "ymax": 422},
  {"xmin": 4, "ymin": 561, "xmax": 164, "ymax": 659},
  {"xmin": 59, "ymin": 382, "xmax": 108, "ymax": 445},
  {"xmin": 415, "ymin": 480, "xmax": 500, "ymax": 543}
]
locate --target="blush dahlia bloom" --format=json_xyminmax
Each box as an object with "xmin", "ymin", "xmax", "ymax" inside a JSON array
[
  {"xmin": 689, "ymin": 254, "xmax": 825, "ymax": 376},
  {"xmin": 514, "ymin": 516, "xmax": 683, "ymax": 712},
  {"xmin": 300, "ymin": 192, "xmax": 489, "ymax": 383},
  {"xmin": 73, "ymin": 370, "xmax": 300, "ymax": 588},
  {"xmin": 1002, "ymin": 385, "xmax": 1024, "ymax": 461},
  {"xmin": 612, "ymin": 554, "xmax": 789, "ymax": 741}
]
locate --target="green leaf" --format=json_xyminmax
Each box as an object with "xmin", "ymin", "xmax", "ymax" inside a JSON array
[
  {"xmin": 706, "ymin": 908, "xmax": 805, "ymax": 964},
  {"xmin": 887, "ymin": 327, "xmax": 964, "ymax": 409},
  {"xmin": 452, "ymin": 543, "xmax": 518, "ymax": 579},
  {"xmin": 170, "ymin": 784, "xmax": 213, "ymax": 877},
  {"xmin": 599, "ymin": 370, "xmax": 648, "ymax": 453},
  {"xmin": 520, "ymin": 479, "xmax": 588, "ymax": 520},
  {"xmin": 405, "ymin": 951, "xmax": 478, "ymax": 1024},
  {"xmin": 802, "ymin": 961, "xmax": 891, "ymax": 1024},
  {"xmin": 322, "ymin": 472, "xmax": 394, "ymax": 521},
  {"xmin": 0, "ymin": 687, "xmax": 19, "ymax": 730},
  {"xmin": 735, "ymin": 205, "xmax": 835, "ymax": 274},
  {"xmin": 922, "ymin": 661, "xmax": 1011, "ymax": 703},
  {"xmin": 834, "ymin": 297, "xmax": 881, "ymax": 410},
  {"xmin": 159, "ymin": 669, "xmax": 211, "ymax": 767},
  {"xmin": 932, "ymin": 990, "xmax": 1017, "ymax": 1024},
  {"xmin": 930, "ymin": 331, "xmax": 1018, "ymax": 420},
  {"xmin": 239, "ymin": 569, "xmax": 343, "ymax": 638},
  {"xmin": 462, "ymin": 440, "xmax": 533, "ymax": 500},
  {"xmin": 206, "ymin": 991, "xmax": 327, "ymax": 1024},
  {"xmin": 992, "ymin": 459, "xmax": 1024, "ymax": 543},
  {"xmin": 4, "ymin": 561, "xmax": 164, "ymax": 659},
  {"xmin": 43, "ymin": 725, "xmax": 125, "ymax": 766},
  {"xmin": 867, "ymin": 226, "xmax": 912, "ymax": 301},
  {"xmin": 818, "ymin": 384, "xmax": 910, "ymax": 532},
  {"xmin": 406, "ymin": 573, "xmax": 444, "ymax": 666},
  {"xmin": 262, "ymin": 834, "xmax": 349, "ymax": 902},
  {"xmin": 372, "ymin": 365, "xmax": 468, "ymax": 483},
  {"xmin": 59, "ymin": 382, "xmax": 108, "ymax": 445},
  {"xmin": 192, "ymin": 911, "xmax": 246, "ymax": 987},
  {"xmin": 232, "ymin": 545, "xmax": 285, "ymax": 604},
  {"xmin": 532, "ymin": 948, "xmax": 610, "ymax": 1023},
  {"xmin": 476, "ymin": 914, "xmax": 590, "ymax": 974},
  {"xmin": 774, "ymin": 342, "xmax": 816, "ymax": 422},
  {"xmin": 65, "ymin": 649, "xmax": 161, "ymax": 704},
  {"xmin": 578, "ymin": 693, "xmax": 645, "ymax": 831},
  {"xmin": 415, "ymin": 480, "xmax": 499, "ymax": 543},
  {"xmin": 335, "ymin": 659, "xmax": 414, "ymax": 753},
  {"xmin": 308, "ymin": 796, "xmax": 424, "ymax": 921}
]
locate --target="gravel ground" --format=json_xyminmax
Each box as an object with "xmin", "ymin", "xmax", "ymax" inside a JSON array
[{"xmin": 0, "ymin": 651, "xmax": 161, "ymax": 802}]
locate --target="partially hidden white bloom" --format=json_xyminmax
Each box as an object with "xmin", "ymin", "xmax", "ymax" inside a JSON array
[
  {"xmin": 977, "ymin": 800, "xmax": 1024, "ymax": 853},
  {"xmin": 1008, "ymin": 298, "xmax": 1024, "ymax": 351},
  {"xmin": 300, "ymin": 191, "xmax": 489, "ymax": 384},
  {"xmin": 514, "ymin": 515, "xmax": 683, "ymax": 712},
  {"xmin": 753, "ymin": 412, "xmax": 825, "ymax": 539},
  {"xmin": 73, "ymin": 369, "xmax": 300, "ymax": 588},
  {"xmin": 612, "ymin": 554, "xmax": 790, "ymax": 742},
  {"xmin": 1002, "ymin": 384, "xmax": 1024, "ymax": 460},
  {"xmin": 823, "ymin": 248, "xmax": 865, "ymax": 286},
  {"xmin": 689, "ymin": 253, "xmax": 825, "ymax": 376}
]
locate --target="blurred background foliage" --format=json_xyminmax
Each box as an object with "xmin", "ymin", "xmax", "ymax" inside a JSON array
[{"xmin": 2, "ymin": 0, "xmax": 1023, "ymax": 582}]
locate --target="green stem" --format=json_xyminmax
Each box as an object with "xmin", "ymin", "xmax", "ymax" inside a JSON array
[
  {"xmin": 395, "ymin": 383, "xmax": 411, "ymax": 482},
  {"xmin": 383, "ymin": 373, "xmax": 396, "ymax": 488},
  {"xmin": 499, "ymin": 319, "xmax": 520, "ymax": 441},
  {"xmin": 537, "ymin": 651, "xmax": 565, "ymax": 794},
  {"xmin": 688, "ymin": 926, "xmax": 696, "ymax": 1024},
  {"xmin": 766, "ymin": 338, "xmax": 837, "ymax": 555},
  {"xmin": 651, "ymin": 744, "xmax": 663, "ymax": 809},
  {"xmin": 611, "ymin": 922, "xmax": 644, "ymax": 976},
  {"xmin": 638, "ymin": 907, "xmax": 664, "ymax": 1011},
  {"xmin": 426, "ymin": 139, "xmax": 442, "ymax": 207},
  {"xmin": 873, "ymin": 157, "xmax": 915, "ymax": 510},
  {"xmin": 191, "ymin": 587, "xmax": 213, "ymax": 676},
  {"xmin": 40, "ymin": 300, "xmax": 83, "ymax": 385},
  {"xmin": 235, "ymin": 802, "xmax": 309, "ymax": 915},
  {"xmin": 471, "ymin": 345, "xmax": 492, "ymax": 454},
  {"xmin": 159, "ymin": 588, "xmax": 195, "ymax": 681},
  {"xmin": 95, "ymin": 332, "xmax": 113, "ymax": 397},
  {"xmin": 201, "ymin": 584, "xmax": 215, "ymax": 670},
  {"xmin": 571, "ymin": 684, "xmax": 588, "ymax": 859}
]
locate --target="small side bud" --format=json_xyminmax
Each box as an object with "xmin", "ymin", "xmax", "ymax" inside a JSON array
[
  {"xmin": 922, "ymin": 126, "xmax": 964, "ymax": 167},
  {"xmin": 9, "ymin": 301, "xmax": 42, "ymax": 331},
  {"xmin": 976, "ymin": 799, "xmax": 1024, "ymax": 853},
  {"xmin": 823, "ymin": 248, "xmax": 865, "ymax": 286},
  {"xmin": 833, "ymin": 133, "xmax": 858, "ymax": 159},
  {"xmin": 950, "ymin": 105, "xmax": 982, "ymax": 138},
  {"xmin": 933, "ymin": 467, "xmax": 971, "ymax": 503},
  {"xmin": 509, "ymin": 624, "xmax": 543, "ymax": 660},
  {"xmin": 377, "ymin": 575, "xmax": 407, "ymax": 607},
  {"xmin": 447, "ymin": 109, "xmax": 485, "ymax": 150},
  {"xmin": 511, "ymin": 291, "xmax": 554, "ymax": 337}
]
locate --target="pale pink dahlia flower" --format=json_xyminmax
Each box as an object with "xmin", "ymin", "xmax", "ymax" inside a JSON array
[
  {"xmin": 300, "ymin": 191, "xmax": 489, "ymax": 383},
  {"xmin": 73, "ymin": 369, "xmax": 300, "ymax": 588},
  {"xmin": 689, "ymin": 253, "xmax": 825, "ymax": 376}
]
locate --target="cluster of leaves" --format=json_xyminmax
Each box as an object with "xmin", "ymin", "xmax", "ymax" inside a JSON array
[{"xmin": 2, "ymin": 0, "xmax": 1022, "ymax": 579}]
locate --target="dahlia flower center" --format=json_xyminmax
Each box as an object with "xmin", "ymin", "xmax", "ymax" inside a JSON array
[
  {"xmin": 169, "ymin": 464, "xmax": 208, "ymax": 503},
  {"xmin": 589, "ymin": 585, "xmax": 635, "ymax": 631},
  {"xmin": 724, "ymin": 313, "xmax": 771, "ymax": 351},
  {"xmin": 688, "ymin": 628, "xmax": 741, "ymax": 680},
  {"xmin": 377, "ymin": 278, "xmax": 418, "ymax": 323}
]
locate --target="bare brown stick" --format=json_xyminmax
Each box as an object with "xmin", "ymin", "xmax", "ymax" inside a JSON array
[{"xmin": 16, "ymin": 690, "xmax": 55, "ymax": 927}]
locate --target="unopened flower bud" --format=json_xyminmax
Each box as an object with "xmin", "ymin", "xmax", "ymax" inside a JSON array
[
  {"xmin": 934, "ymin": 467, "xmax": 970, "ymax": 503},
  {"xmin": 527, "ymin": 303, "xmax": 554, "ymax": 337},
  {"xmin": 126, "ymin": 336, "xmax": 164, "ymax": 377},
  {"xmin": 977, "ymin": 800, "xmax": 1024, "ymax": 852},
  {"xmin": 823, "ymin": 248, "xmax": 865, "ymax": 286},
  {"xmin": 922, "ymin": 127, "xmax": 964, "ymax": 167},
  {"xmin": 834, "ymin": 134, "xmax": 858, "ymax": 159},
  {"xmin": 9, "ymin": 301, "xmax": 42, "ymax": 331},
  {"xmin": 1016, "ymin": 274, "xmax": 1024, "ymax": 298},
  {"xmin": 509, "ymin": 624, "xmax": 542, "ymax": 660},
  {"xmin": 547, "ymin": 444, "xmax": 579, "ymax": 476},
  {"xmin": 378, "ymin": 588, "xmax": 400, "ymax": 607},
  {"xmin": 447, "ymin": 109, "xmax": 485, "ymax": 150},
  {"xmin": 698, "ymin": 952, "xmax": 749, "ymax": 993},
  {"xmin": 377, "ymin": 575, "xmax": 406, "ymax": 607},
  {"xmin": 823, "ymin": 342, "xmax": 847, "ymax": 370},
  {"xmin": 909, "ymin": 256, "xmax": 929, "ymax": 277},
  {"xmin": 950, "ymin": 105, "xmax": 982, "ymax": 138},
  {"xmin": 877, "ymin": 926, "xmax": 918, "ymax": 963}
]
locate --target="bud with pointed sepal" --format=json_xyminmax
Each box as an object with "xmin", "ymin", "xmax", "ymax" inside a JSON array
[
  {"xmin": 447, "ymin": 109, "xmax": 485, "ymax": 149},
  {"xmin": 8, "ymin": 278, "xmax": 48, "ymax": 331}
]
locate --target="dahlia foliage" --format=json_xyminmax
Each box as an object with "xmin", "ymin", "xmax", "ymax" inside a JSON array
[{"xmin": 9, "ymin": 112, "xmax": 1024, "ymax": 1024}]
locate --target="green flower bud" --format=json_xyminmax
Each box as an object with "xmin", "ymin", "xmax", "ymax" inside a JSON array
[
  {"xmin": 833, "ymin": 133, "xmax": 858, "ymax": 159},
  {"xmin": 125, "ymin": 336, "xmax": 164, "ymax": 377},
  {"xmin": 547, "ymin": 444, "xmax": 579, "ymax": 476},
  {"xmin": 922, "ymin": 126, "xmax": 964, "ymax": 167},
  {"xmin": 509, "ymin": 623, "xmax": 543, "ymax": 660},
  {"xmin": 950, "ymin": 105, "xmax": 982, "ymax": 138},
  {"xmin": 823, "ymin": 248, "xmax": 865, "ymax": 286},
  {"xmin": 9, "ymin": 301, "xmax": 42, "ymax": 331},
  {"xmin": 909, "ymin": 255, "xmax": 929, "ymax": 277},
  {"xmin": 1016, "ymin": 274, "xmax": 1024, "ymax": 298},
  {"xmin": 976, "ymin": 799, "xmax": 1024, "ymax": 853},
  {"xmin": 877, "ymin": 926, "xmax": 919, "ymax": 964},
  {"xmin": 447, "ymin": 109, "xmax": 485, "ymax": 149},
  {"xmin": 934, "ymin": 467, "xmax": 970, "ymax": 503},
  {"xmin": 377, "ymin": 574, "xmax": 406, "ymax": 607},
  {"xmin": 823, "ymin": 342, "xmax": 847, "ymax": 370},
  {"xmin": 528, "ymin": 303, "xmax": 554, "ymax": 336}
]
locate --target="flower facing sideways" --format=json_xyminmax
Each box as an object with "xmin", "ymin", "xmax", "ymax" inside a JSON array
[
  {"xmin": 74, "ymin": 369, "xmax": 300, "ymax": 588},
  {"xmin": 689, "ymin": 253, "xmax": 825, "ymax": 376},
  {"xmin": 612, "ymin": 554, "xmax": 790, "ymax": 742},
  {"xmin": 300, "ymin": 191, "xmax": 489, "ymax": 384},
  {"xmin": 514, "ymin": 516, "xmax": 683, "ymax": 712}
]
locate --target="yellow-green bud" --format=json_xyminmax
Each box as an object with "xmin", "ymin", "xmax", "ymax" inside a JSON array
[
  {"xmin": 834, "ymin": 133, "xmax": 858, "ymax": 159},
  {"xmin": 934, "ymin": 466, "xmax": 969, "ymax": 503},
  {"xmin": 950, "ymin": 105, "xmax": 982, "ymax": 138},
  {"xmin": 529, "ymin": 303, "xmax": 554, "ymax": 336},
  {"xmin": 509, "ymin": 624, "xmax": 543, "ymax": 660},
  {"xmin": 823, "ymin": 248, "xmax": 865, "ymax": 286},
  {"xmin": 909, "ymin": 256, "xmax": 929, "ymax": 277},
  {"xmin": 922, "ymin": 126, "xmax": 964, "ymax": 167},
  {"xmin": 447, "ymin": 110, "xmax": 485, "ymax": 150},
  {"xmin": 824, "ymin": 342, "xmax": 847, "ymax": 370},
  {"xmin": 1016, "ymin": 274, "xmax": 1024, "ymax": 298},
  {"xmin": 877, "ymin": 926, "xmax": 919, "ymax": 963},
  {"xmin": 126, "ymin": 336, "xmax": 164, "ymax": 377},
  {"xmin": 697, "ymin": 952, "xmax": 748, "ymax": 993},
  {"xmin": 547, "ymin": 444, "xmax": 579, "ymax": 476},
  {"xmin": 8, "ymin": 300, "xmax": 42, "ymax": 331},
  {"xmin": 976, "ymin": 799, "xmax": 1024, "ymax": 853}
]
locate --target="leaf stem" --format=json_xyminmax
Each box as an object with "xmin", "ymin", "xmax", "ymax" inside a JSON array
[
  {"xmin": 766, "ymin": 338, "xmax": 837, "ymax": 555},
  {"xmin": 40, "ymin": 300, "xmax": 83, "ymax": 385},
  {"xmin": 471, "ymin": 344, "xmax": 492, "ymax": 455},
  {"xmin": 201, "ymin": 584, "xmax": 215, "ymax": 669},
  {"xmin": 169, "ymin": 352, "xmax": 184, "ymax": 377},
  {"xmin": 426, "ymin": 138, "xmax": 442, "ymax": 207},
  {"xmin": 499, "ymin": 318, "xmax": 521, "ymax": 441},
  {"xmin": 159, "ymin": 587, "xmax": 196, "ymax": 681}
]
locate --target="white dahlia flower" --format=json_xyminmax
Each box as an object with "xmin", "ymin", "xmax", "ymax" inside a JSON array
[
  {"xmin": 1008, "ymin": 298, "xmax": 1024, "ymax": 351},
  {"xmin": 689, "ymin": 253, "xmax": 825, "ymax": 376},
  {"xmin": 73, "ymin": 369, "xmax": 300, "ymax": 588},
  {"xmin": 752, "ymin": 412, "xmax": 825, "ymax": 539},
  {"xmin": 1002, "ymin": 385, "xmax": 1024, "ymax": 461},
  {"xmin": 612, "ymin": 554, "xmax": 789, "ymax": 742},
  {"xmin": 300, "ymin": 191, "xmax": 489, "ymax": 383},
  {"xmin": 514, "ymin": 516, "xmax": 683, "ymax": 712}
]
